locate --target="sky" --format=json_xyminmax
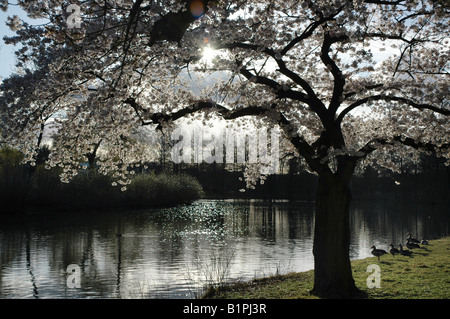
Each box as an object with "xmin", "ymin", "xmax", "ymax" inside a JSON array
[
  {"xmin": 0, "ymin": 6, "xmax": 20, "ymax": 79},
  {"xmin": 0, "ymin": 3, "xmax": 50, "ymax": 79}
]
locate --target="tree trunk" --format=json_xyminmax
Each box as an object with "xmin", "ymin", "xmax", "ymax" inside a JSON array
[{"xmin": 311, "ymin": 172, "xmax": 360, "ymax": 298}]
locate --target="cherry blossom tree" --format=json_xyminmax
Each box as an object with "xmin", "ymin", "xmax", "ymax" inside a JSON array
[{"xmin": 1, "ymin": 0, "xmax": 449, "ymax": 297}]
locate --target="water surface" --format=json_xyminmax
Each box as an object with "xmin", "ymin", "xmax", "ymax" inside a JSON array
[{"xmin": 0, "ymin": 199, "xmax": 448, "ymax": 298}]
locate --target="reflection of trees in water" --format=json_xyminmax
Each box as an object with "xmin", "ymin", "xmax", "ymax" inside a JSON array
[
  {"xmin": 350, "ymin": 200, "xmax": 449, "ymax": 259},
  {"xmin": 25, "ymin": 230, "xmax": 38, "ymax": 298},
  {"xmin": 247, "ymin": 200, "xmax": 315, "ymax": 241}
]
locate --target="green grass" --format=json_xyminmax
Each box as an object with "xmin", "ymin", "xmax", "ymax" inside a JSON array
[{"xmin": 203, "ymin": 237, "xmax": 450, "ymax": 299}]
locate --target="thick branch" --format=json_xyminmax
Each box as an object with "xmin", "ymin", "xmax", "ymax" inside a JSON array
[
  {"xmin": 320, "ymin": 33, "xmax": 348, "ymax": 115},
  {"xmin": 238, "ymin": 66, "xmax": 309, "ymax": 103},
  {"xmin": 280, "ymin": 12, "xmax": 342, "ymax": 55},
  {"xmin": 358, "ymin": 135, "xmax": 449, "ymax": 157},
  {"xmin": 337, "ymin": 95, "xmax": 450, "ymax": 124},
  {"xmin": 343, "ymin": 84, "xmax": 384, "ymax": 99},
  {"xmin": 362, "ymin": 32, "xmax": 429, "ymax": 45},
  {"xmin": 362, "ymin": 0, "xmax": 406, "ymax": 5},
  {"xmin": 123, "ymin": 97, "xmax": 228, "ymax": 128},
  {"xmin": 222, "ymin": 42, "xmax": 329, "ymax": 125},
  {"xmin": 273, "ymin": 58, "xmax": 327, "ymax": 115}
]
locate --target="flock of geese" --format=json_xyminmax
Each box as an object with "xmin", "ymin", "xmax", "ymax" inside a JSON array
[{"xmin": 370, "ymin": 233, "xmax": 429, "ymax": 261}]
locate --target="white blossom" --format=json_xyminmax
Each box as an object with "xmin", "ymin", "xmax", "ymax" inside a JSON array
[{"xmin": 6, "ymin": 15, "xmax": 23, "ymax": 31}]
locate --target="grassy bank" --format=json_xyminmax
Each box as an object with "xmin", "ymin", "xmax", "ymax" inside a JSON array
[{"xmin": 203, "ymin": 237, "xmax": 450, "ymax": 299}]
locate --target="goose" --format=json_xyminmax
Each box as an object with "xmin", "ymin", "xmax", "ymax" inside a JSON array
[
  {"xmin": 371, "ymin": 245, "xmax": 388, "ymax": 261},
  {"xmin": 406, "ymin": 240, "xmax": 420, "ymax": 250},
  {"xmin": 421, "ymin": 239, "xmax": 429, "ymax": 245},
  {"xmin": 389, "ymin": 244, "xmax": 400, "ymax": 257},
  {"xmin": 407, "ymin": 233, "xmax": 420, "ymax": 244},
  {"xmin": 398, "ymin": 244, "xmax": 413, "ymax": 256}
]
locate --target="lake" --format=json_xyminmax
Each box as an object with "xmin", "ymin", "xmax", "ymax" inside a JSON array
[{"xmin": 0, "ymin": 199, "xmax": 448, "ymax": 298}]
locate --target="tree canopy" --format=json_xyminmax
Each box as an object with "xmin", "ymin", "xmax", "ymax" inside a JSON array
[{"xmin": 1, "ymin": 0, "xmax": 448, "ymax": 185}]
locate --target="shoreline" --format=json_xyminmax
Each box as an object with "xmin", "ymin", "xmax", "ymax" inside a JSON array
[{"xmin": 202, "ymin": 236, "xmax": 450, "ymax": 299}]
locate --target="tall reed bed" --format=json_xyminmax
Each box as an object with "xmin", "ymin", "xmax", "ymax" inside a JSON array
[{"xmin": 0, "ymin": 147, "xmax": 203, "ymax": 213}]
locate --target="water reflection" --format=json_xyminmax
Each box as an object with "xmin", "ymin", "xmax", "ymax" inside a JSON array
[{"xmin": 0, "ymin": 199, "xmax": 448, "ymax": 298}]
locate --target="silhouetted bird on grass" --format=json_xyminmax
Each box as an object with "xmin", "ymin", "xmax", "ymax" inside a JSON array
[
  {"xmin": 406, "ymin": 241, "xmax": 421, "ymax": 250},
  {"xmin": 371, "ymin": 245, "xmax": 388, "ymax": 261},
  {"xmin": 407, "ymin": 232, "xmax": 420, "ymax": 244},
  {"xmin": 398, "ymin": 244, "xmax": 413, "ymax": 256},
  {"xmin": 389, "ymin": 244, "xmax": 400, "ymax": 258}
]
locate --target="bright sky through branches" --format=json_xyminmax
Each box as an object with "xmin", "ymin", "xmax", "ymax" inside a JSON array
[{"xmin": 202, "ymin": 45, "xmax": 219, "ymax": 64}]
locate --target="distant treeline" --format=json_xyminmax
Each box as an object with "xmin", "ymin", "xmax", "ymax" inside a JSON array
[
  {"xmin": 184, "ymin": 167, "xmax": 449, "ymax": 204},
  {"xmin": 167, "ymin": 155, "xmax": 450, "ymax": 203}
]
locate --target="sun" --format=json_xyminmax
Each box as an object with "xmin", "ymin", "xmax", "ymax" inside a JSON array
[{"xmin": 202, "ymin": 46, "xmax": 219, "ymax": 64}]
